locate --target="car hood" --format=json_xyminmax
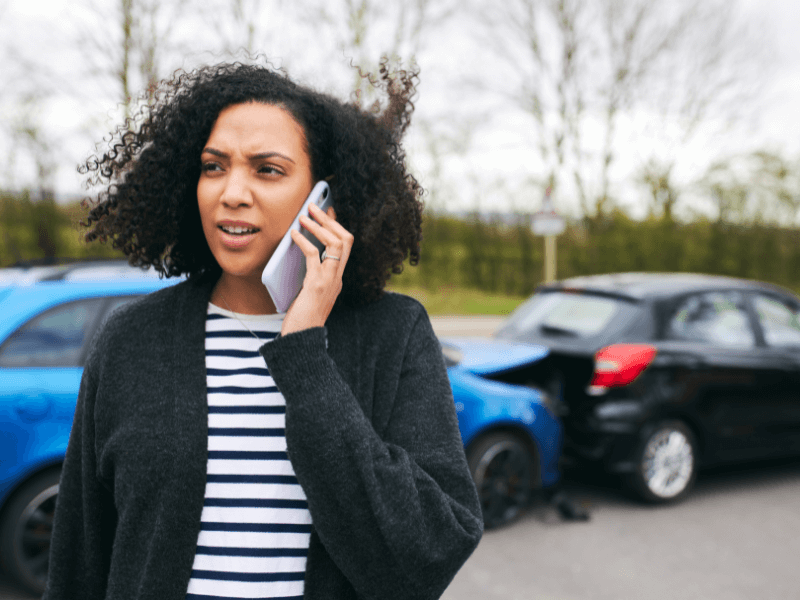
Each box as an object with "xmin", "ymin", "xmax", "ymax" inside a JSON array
[{"xmin": 439, "ymin": 336, "xmax": 549, "ymax": 376}]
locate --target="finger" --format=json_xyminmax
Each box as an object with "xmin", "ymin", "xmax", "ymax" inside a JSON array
[
  {"xmin": 299, "ymin": 213, "xmax": 349, "ymax": 272},
  {"xmin": 299, "ymin": 218, "xmax": 345, "ymax": 271},
  {"xmin": 332, "ymin": 223, "xmax": 354, "ymax": 277},
  {"xmin": 332, "ymin": 230, "xmax": 354, "ymax": 278},
  {"xmin": 290, "ymin": 228, "xmax": 325, "ymax": 270},
  {"xmin": 299, "ymin": 214, "xmax": 340, "ymax": 251},
  {"xmin": 307, "ymin": 204, "xmax": 353, "ymax": 276},
  {"xmin": 310, "ymin": 203, "xmax": 350, "ymax": 239}
]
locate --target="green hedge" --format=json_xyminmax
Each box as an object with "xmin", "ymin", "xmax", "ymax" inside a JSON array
[
  {"xmin": 0, "ymin": 192, "xmax": 121, "ymax": 266},
  {"xmin": 3, "ymin": 192, "xmax": 799, "ymax": 296},
  {"xmin": 391, "ymin": 212, "xmax": 800, "ymax": 295}
]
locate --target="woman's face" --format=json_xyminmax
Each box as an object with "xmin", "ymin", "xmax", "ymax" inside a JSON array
[{"xmin": 197, "ymin": 102, "xmax": 315, "ymax": 281}]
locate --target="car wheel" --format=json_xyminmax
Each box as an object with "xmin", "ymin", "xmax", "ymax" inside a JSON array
[
  {"xmin": 0, "ymin": 468, "xmax": 60, "ymax": 595},
  {"xmin": 629, "ymin": 421, "xmax": 697, "ymax": 503},
  {"xmin": 467, "ymin": 432, "xmax": 537, "ymax": 529}
]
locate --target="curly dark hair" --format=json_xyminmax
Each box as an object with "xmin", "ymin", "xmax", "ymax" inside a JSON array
[{"xmin": 80, "ymin": 58, "xmax": 423, "ymax": 306}]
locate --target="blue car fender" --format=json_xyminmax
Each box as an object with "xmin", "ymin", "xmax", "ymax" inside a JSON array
[{"xmin": 441, "ymin": 337, "xmax": 563, "ymax": 489}]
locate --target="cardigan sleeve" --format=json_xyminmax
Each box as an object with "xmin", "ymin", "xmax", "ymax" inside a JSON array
[
  {"xmin": 42, "ymin": 349, "xmax": 116, "ymax": 600},
  {"xmin": 259, "ymin": 307, "xmax": 483, "ymax": 600}
]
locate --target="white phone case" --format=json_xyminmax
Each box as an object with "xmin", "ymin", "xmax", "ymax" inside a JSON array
[{"xmin": 261, "ymin": 181, "xmax": 333, "ymax": 313}]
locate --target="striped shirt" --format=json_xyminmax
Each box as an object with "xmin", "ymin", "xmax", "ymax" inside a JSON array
[{"xmin": 185, "ymin": 303, "xmax": 310, "ymax": 600}]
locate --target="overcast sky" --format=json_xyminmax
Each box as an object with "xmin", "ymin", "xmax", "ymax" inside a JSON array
[
  {"xmin": 1, "ymin": 0, "xmax": 799, "ymax": 217},
  {"xmin": 736, "ymin": 0, "xmax": 800, "ymax": 152}
]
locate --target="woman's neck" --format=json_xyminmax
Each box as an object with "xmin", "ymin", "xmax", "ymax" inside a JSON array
[{"xmin": 210, "ymin": 273, "xmax": 277, "ymax": 315}]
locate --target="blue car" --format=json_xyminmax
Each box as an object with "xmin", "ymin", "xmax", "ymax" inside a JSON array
[
  {"xmin": 440, "ymin": 337, "xmax": 563, "ymax": 529},
  {"xmin": 0, "ymin": 262, "xmax": 563, "ymax": 593},
  {"xmin": 0, "ymin": 261, "xmax": 178, "ymax": 594}
]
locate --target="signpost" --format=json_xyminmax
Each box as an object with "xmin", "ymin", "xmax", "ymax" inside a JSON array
[{"xmin": 531, "ymin": 188, "xmax": 565, "ymax": 283}]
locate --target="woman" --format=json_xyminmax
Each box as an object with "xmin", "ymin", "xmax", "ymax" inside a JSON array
[{"xmin": 43, "ymin": 60, "xmax": 483, "ymax": 600}]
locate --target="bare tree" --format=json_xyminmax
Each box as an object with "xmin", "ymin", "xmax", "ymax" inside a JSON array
[
  {"xmin": 13, "ymin": 98, "xmax": 58, "ymax": 200},
  {"xmin": 282, "ymin": 0, "xmax": 471, "ymax": 216},
  {"xmin": 472, "ymin": 0, "xmax": 767, "ymax": 217},
  {"xmin": 413, "ymin": 116, "xmax": 483, "ymax": 212},
  {"xmin": 638, "ymin": 159, "xmax": 679, "ymax": 222},
  {"xmin": 469, "ymin": 0, "xmax": 589, "ymax": 213},
  {"xmin": 68, "ymin": 0, "xmax": 192, "ymax": 118},
  {"xmin": 297, "ymin": 0, "xmax": 458, "ymax": 96},
  {"xmin": 700, "ymin": 151, "xmax": 800, "ymax": 226},
  {"xmin": 0, "ymin": 6, "xmax": 67, "ymax": 260},
  {"xmin": 198, "ymin": 0, "xmax": 289, "ymax": 59},
  {"xmin": 0, "ymin": 6, "xmax": 59, "ymax": 196}
]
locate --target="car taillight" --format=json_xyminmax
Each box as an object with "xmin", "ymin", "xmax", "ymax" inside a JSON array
[{"xmin": 588, "ymin": 344, "xmax": 657, "ymax": 394}]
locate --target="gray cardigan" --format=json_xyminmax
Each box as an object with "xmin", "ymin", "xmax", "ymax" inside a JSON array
[{"xmin": 43, "ymin": 275, "xmax": 483, "ymax": 600}]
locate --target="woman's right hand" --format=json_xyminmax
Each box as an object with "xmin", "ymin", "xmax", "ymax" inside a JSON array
[{"xmin": 281, "ymin": 203, "xmax": 354, "ymax": 336}]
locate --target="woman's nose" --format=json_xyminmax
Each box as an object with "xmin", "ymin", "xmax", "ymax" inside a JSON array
[{"xmin": 220, "ymin": 170, "xmax": 253, "ymax": 207}]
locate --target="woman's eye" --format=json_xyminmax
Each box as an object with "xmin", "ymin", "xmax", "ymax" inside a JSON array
[
  {"xmin": 201, "ymin": 162, "xmax": 222, "ymax": 173},
  {"xmin": 258, "ymin": 165, "xmax": 283, "ymax": 175}
]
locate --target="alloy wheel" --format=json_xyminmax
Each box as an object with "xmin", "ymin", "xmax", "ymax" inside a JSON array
[
  {"xmin": 470, "ymin": 435, "xmax": 534, "ymax": 528},
  {"xmin": 10, "ymin": 482, "xmax": 58, "ymax": 593},
  {"xmin": 641, "ymin": 426, "xmax": 695, "ymax": 500}
]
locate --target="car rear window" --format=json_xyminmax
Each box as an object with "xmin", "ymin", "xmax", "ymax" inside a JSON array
[{"xmin": 498, "ymin": 291, "xmax": 623, "ymax": 339}]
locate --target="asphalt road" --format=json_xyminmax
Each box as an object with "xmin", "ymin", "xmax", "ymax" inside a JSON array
[
  {"xmin": 442, "ymin": 458, "xmax": 800, "ymax": 600},
  {"xmin": 4, "ymin": 459, "xmax": 798, "ymax": 600},
  {"xmin": 3, "ymin": 316, "xmax": 798, "ymax": 599}
]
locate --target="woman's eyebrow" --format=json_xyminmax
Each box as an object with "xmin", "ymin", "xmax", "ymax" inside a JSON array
[
  {"xmin": 251, "ymin": 151, "xmax": 295, "ymax": 163},
  {"xmin": 201, "ymin": 147, "xmax": 295, "ymax": 164},
  {"xmin": 201, "ymin": 147, "xmax": 227, "ymax": 157}
]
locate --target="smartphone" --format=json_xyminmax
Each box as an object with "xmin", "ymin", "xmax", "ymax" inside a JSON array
[{"xmin": 261, "ymin": 181, "xmax": 333, "ymax": 313}]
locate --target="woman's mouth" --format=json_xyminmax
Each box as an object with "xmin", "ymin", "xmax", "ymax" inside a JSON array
[
  {"xmin": 218, "ymin": 225, "xmax": 260, "ymax": 235},
  {"xmin": 217, "ymin": 224, "xmax": 261, "ymax": 249}
]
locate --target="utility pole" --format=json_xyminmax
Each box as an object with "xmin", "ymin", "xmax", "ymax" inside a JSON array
[{"xmin": 530, "ymin": 187, "xmax": 566, "ymax": 283}]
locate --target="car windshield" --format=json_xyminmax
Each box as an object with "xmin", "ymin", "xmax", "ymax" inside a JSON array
[{"xmin": 498, "ymin": 291, "xmax": 621, "ymax": 338}]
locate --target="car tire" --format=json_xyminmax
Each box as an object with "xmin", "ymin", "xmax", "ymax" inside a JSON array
[
  {"xmin": 467, "ymin": 432, "xmax": 537, "ymax": 529},
  {"xmin": 628, "ymin": 420, "xmax": 697, "ymax": 504},
  {"xmin": 0, "ymin": 467, "xmax": 61, "ymax": 595}
]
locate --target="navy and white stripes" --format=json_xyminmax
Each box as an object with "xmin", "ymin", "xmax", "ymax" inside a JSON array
[{"xmin": 186, "ymin": 305, "xmax": 310, "ymax": 600}]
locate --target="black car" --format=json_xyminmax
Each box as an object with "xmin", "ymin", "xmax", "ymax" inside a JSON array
[{"xmin": 492, "ymin": 272, "xmax": 800, "ymax": 503}]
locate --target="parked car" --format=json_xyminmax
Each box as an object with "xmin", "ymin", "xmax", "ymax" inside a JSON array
[
  {"xmin": 440, "ymin": 337, "xmax": 563, "ymax": 528},
  {"xmin": 0, "ymin": 261, "xmax": 562, "ymax": 592},
  {"xmin": 0, "ymin": 261, "xmax": 178, "ymax": 594},
  {"xmin": 492, "ymin": 272, "xmax": 800, "ymax": 504}
]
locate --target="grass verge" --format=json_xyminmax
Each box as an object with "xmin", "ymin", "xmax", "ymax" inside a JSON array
[{"xmin": 386, "ymin": 285, "xmax": 527, "ymax": 316}]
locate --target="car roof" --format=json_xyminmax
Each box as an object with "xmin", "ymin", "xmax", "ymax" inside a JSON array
[
  {"xmin": 540, "ymin": 272, "xmax": 796, "ymax": 301},
  {"xmin": 0, "ymin": 259, "xmax": 164, "ymax": 285},
  {"xmin": 0, "ymin": 261, "xmax": 181, "ymax": 340}
]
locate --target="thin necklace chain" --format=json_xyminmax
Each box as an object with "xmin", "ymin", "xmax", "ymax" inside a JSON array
[{"xmin": 218, "ymin": 293, "xmax": 265, "ymax": 342}]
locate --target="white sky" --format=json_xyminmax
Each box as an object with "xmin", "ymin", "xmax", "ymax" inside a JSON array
[
  {"xmin": 734, "ymin": 0, "xmax": 800, "ymax": 153},
  {"xmin": 1, "ymin": 0, "xmax": 799, "ymax": 217}
]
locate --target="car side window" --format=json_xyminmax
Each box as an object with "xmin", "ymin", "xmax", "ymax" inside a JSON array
[
  {"xmin": 0, "ymin": 298, "xmax": 105, "ymax": 368},
  {"xmin": 666, "ymin": 291, "xmax": 755, "ymax": 348},
  {"xmin": 753, "ymin": 294, "xmax": 800, "ymax": 349}
]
